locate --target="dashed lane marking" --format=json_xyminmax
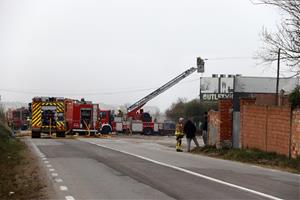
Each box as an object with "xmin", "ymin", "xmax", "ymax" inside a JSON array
[
  {"xmin": 52, "ymin": 173, "xmax": 58, "ymax": 177},
  {"xmin": 30, "ymin": 140, "xmax": 75, "ymax": 199},
  {"xmin": 60, "ymin": 186, "xmax": 68, "ymax": 191},
  {"xmin": 65, "ymin": 196, "xmax": 75, "ymax": 200},
  {"xmin": 55, "ymin": 178, "xmax": 63, "ymax": 183}
]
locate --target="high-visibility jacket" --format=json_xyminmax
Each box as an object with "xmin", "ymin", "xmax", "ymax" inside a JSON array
[{"xmin": 175, "ymin": 123, "xmax": 184, "ymax": 136}]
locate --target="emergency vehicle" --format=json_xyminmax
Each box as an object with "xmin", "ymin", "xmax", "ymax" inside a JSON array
[
  {"xmin": 6, "ymin": 107, "xmax": 30, "ymax": 130},
  {"xmin": 99, "ymin": 66, "xmax": 202, "ymax": 134},
  {"xmin": 65, "ymin": 98, "xmax": 99, "ymax": 135},
  {"xmin": 98, "ymin": 109, "xmax": 115, "ymax": 134},
  {"xmin": 31, "ymin": 97, "xmax": 66, "ymax": 138}
]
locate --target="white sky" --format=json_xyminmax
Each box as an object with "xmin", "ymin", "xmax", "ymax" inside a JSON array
[{"xmin": 0, "ymin": 0, "xmax": 282, "ymax": 111}]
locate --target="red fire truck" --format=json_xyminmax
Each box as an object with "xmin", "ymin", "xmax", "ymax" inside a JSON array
[
  {"xmin": 99, "ymin": 66, "xmax": 201, "ymax": 134},
  {"xmin": 31, "ymin": 97, "xmax": 66, "ymax": 138},
  {"xmin": 6, "ymin": 107, "xmax": 30, "ymax": 130},
  {"xmin": 65, "ymin": 98, "xmax": 100, "ymax": 135},
  {"xmin": 98, "ymin": 109, "xmax": 115, "ymax": 134}
]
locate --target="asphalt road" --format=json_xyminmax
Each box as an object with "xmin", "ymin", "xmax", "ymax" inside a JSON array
[{"xmin": 28, "ymin": 136, "xmax": 300, "ymax": 200}]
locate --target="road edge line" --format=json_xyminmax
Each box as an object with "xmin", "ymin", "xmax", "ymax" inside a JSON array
[{"xmin": 87, "ymin": 141, "xmax": 283, "ymax": 200}]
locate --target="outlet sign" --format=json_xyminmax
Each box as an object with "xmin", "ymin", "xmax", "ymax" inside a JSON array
[{"xmin": 201, "ymin": 93, "xmax": 233, "ymax": 101}]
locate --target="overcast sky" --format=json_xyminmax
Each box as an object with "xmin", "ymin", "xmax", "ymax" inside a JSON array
[{"xmin": 0, "ymin": 0, "xmax": 282, "ymax": 111}]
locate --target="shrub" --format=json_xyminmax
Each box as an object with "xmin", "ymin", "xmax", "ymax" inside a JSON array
[{"xmin": 289, "ymin": 86, "xmax": 300, "ymax": 109}]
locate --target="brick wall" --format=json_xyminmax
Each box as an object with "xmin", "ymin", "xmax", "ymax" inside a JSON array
[
  {"xmin": 240, "ymin": 98, "xmax": 256, "ymax": 148},
  {"xmin": 255, "ymin": 94, "xmax": 290, "ymax": 106},
  {"xmin": 241, "ymin": 104, "xmax": 294, "ymax": 156},
  {"xmin": 219, "ymin": 99, "xmax": 233, "ymax": 141},
  {"xmin": 267, "ymin": 107, "xmax": 291, "ymax": 155},
  {"xmin": 241, "ymin": 105, "xmax": 268, "ymax": 150},
  {"xmin": 291, "ymin": 110, "xmax": 300, "ymax": 158},
  {"xmin": 207, "ymin": 99, "xmax": 233, "ymax": 147},
  {"xmin": 256, "ymin": 94, "xmax": 276, "ymax": 106}
]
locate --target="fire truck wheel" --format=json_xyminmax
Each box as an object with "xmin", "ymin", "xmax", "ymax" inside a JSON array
[
  {"xmin": 31, "ymin": 131, "xmax": 41, "ymax": 138},
  {"xmin": 57, "ymin": 132, "xmax": 66, "ymax": 137},
  {"xmin": 101, "ymin": 125, "xmax": 112, "ymax": 134},
  {"xmin": 143, "ymin": 128, "xmax": 153, "ymax": 135}
]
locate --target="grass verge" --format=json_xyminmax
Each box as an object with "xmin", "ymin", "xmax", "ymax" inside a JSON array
[
  {"xmin": 191, "ymin": 146, "xmax": 300, "ymax": 174},
  {"xmin": 0, "ymin": 122, "xmax": 46, "ymax": 199}
]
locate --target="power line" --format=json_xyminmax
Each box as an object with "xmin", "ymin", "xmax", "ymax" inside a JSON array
[
  {"xmin": 204, "ymin": 56, "xmax": 252, "ymax": 61},
  {"xmin": 0, "ymin": 78, "xmax": 200, "ymax": 96}
]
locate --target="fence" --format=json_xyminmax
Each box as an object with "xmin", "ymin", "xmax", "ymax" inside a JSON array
[{"xmin": 240, "ymin": 104, "xmax": 300, "ymax": 158}]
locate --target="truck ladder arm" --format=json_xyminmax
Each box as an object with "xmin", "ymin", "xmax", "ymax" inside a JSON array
[{"xmin": 127, "ymin": 67, "xmax": 197, "ymax": 113}]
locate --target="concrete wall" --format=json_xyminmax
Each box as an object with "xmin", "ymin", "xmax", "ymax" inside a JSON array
[
  {"xmin": 232, "ymin": 112, "xmax": 240, "ymax": 148},
  {"xmin": 208, "ymin": 110, "xmax": 219, "ymax": 146}
]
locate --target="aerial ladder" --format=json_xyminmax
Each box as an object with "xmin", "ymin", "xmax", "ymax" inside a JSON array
[{"xmin": 127, "ymin": 64, "xmax": 203, "ymax": 118}]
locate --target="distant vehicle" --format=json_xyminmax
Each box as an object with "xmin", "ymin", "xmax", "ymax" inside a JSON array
[
  {"xmin": 6, "ymin": 107, "xmax": 30, "ymax": 130},
  {"xmin": 161, "ymin": 120, "xmax": 176, "ymax": 135},
  {"xmin": 31, "ymin": 97, "xmax": 66, "ymax": 138}
]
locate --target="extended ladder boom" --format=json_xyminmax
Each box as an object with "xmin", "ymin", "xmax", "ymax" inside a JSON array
[{"xmin": 127, "ymin": 67, "xmax": 197, "ymax": 113}]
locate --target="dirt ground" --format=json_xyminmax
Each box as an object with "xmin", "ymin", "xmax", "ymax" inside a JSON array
[{"xmin": 0, "ymin": 138, "xmax": 50, "ymax": 200}]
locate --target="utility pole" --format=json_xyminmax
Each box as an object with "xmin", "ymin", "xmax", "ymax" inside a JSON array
[{"xmin": 276, "ymin": 48, "xmax": 281, "ymax": 105}]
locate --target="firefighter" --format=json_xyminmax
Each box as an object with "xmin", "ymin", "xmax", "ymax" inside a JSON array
[
  {"xmin": 175, "ymin": 117, "xmax": 184, "ymax": 152},
  {"xmin": 117, "ymin": 109, "xmax": 123, "ymax": 117}
]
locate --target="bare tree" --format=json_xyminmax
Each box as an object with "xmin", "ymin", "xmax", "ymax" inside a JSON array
[{"xmin": 253, "ymin": 0, "xmax": 300, "ymax": 71}]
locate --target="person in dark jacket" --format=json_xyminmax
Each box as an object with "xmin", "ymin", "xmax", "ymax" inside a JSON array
[{"xmin": 184, "ymin": 118, "xmax": 200, "ymax": 152}]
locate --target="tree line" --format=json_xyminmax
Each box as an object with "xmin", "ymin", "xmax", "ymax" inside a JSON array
[{"xmin": 165, "ymin": 98, "xmax": 217, "ymax": 128}]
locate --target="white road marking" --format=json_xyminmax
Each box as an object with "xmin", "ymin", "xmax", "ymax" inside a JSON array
[
  {"xmin": 30, "ymin": 140, "xmax": 75, "ymax": 198},
  {"xmin": 39, "ymin": 154, "xmax": 45, "ymax": 158},
  {"xmin": 55, "ymin": 178, "xmax": 63, "ymax": 183},
  {"xmin": 88, "ymin": 141, "xmax": 283, "ymax": 200},
  {"xmin": 65, "ymin": 196, "xmax": 75, "ymax": 200},
  {"xmin": 30, "ymin": 139, "xmax": 46, "ymax": 159},
  {"xmin": 52, "ymin": 173, "xmax": 58, "ymax": 177},
  {"xmin": 60, "ymin": 186, "xmax": 68, "ymax": 191}
]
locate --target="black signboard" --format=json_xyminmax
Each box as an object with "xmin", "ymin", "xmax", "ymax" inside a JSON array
[{"xmin": 200, "ymin": 93, "xmax": 233, "ymax": 101}]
